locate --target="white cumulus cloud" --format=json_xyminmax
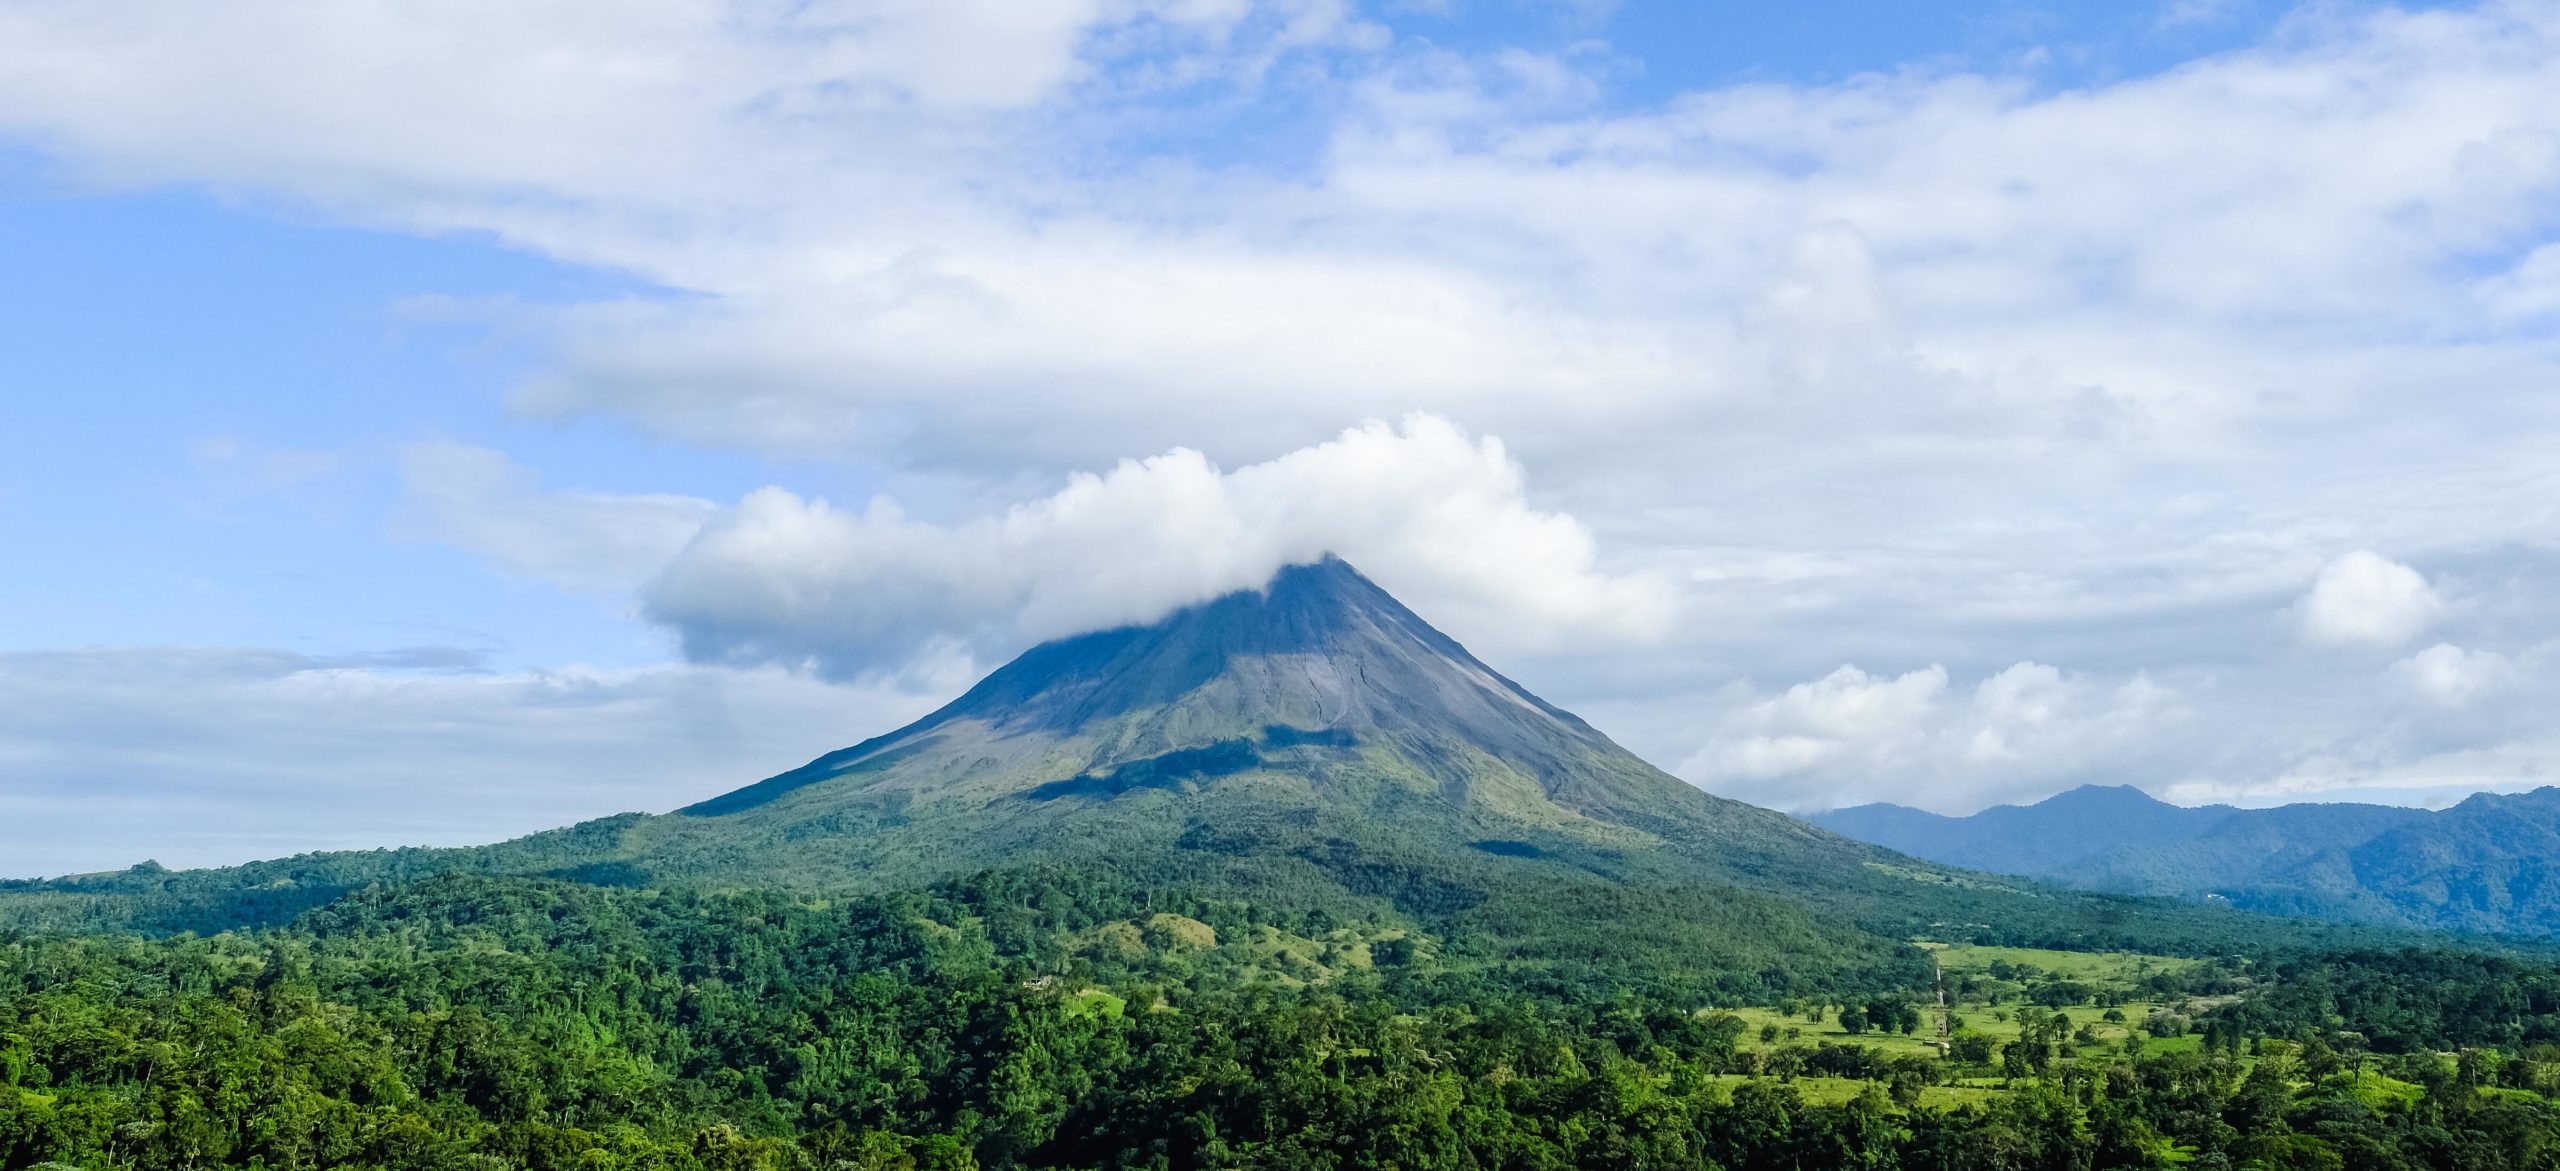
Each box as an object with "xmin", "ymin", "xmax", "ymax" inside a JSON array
[
  {"xmin": 2296, "ymin": 550, "xmax": 2443, "ymax": 647},
  {"xmin": 643, "ymin": 414, "xmax": 1673, "ymax": 677},
  {"xmin": 1678, "ymin": 661, "xmax": 2185, "ymax": 812},
  {"xmin": 2395, "ymin": 642, "xmax": 2515, "ymax": 707}
]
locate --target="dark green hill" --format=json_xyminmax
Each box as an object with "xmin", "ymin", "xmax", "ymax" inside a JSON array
[
  {"xmin": 2069, "ymin": 801, "xmax": 2428, "ymax": 898},
  {"xmin": 2304, "ymin": 788, "xmax": 2560, "ymax": 933}
]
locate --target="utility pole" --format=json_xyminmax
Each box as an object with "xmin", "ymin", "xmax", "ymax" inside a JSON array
[{"xmin": 1935, "ymin": 952, "xmax": 1952, "ymax": 1057}]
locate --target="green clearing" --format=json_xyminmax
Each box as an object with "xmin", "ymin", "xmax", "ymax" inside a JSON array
[
  {"xmin": 1065, "ymin": 915, "xmax": 1418, "ymax": 990},
  {"xmin": 1918, "ymin": 1084, "xmax": 2002, "ymax": 1110},
  {"xmin": 1927, "ymin": 942, "xmax": 2201, "ymax": 984},
  {"xmin": 1706, "ymin": 939, "xmax": 2227, "ymax": 1076},
  {"xmin": 1722, "ymin": 1005, "xmax": 1946, "ymax": 1059},
  {"xmin": 1721, "ymin": 1001, "xmax": 2195, "ymax": 1061},
  {"xmin": 1061, "ymin": 988, "xmax": 1127, "ymax": 1019},
  {"xmin": 1701, "ymin": 1075, "xmax": 2000, "ymax": 1111},
  {"xmin": 1702, "ymin": 1075, "xmax": 1873, "ymax": 1107},
  {"xmin": 1239, "ymin": 922, "xmax": 1394, "ymax": 981},
  {"xmin": 2347, "ymin": 1072, "xmax": 2427, "ymax": 1108},
  {"xmin": 1948, "ymin": 1004, "xmax": 2173, "ymax": 1052}
]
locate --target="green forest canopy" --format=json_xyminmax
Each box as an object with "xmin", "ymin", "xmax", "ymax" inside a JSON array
[{"xmin": 12, "ymin": 869, "xmax": 2560, "ymax": 1170}]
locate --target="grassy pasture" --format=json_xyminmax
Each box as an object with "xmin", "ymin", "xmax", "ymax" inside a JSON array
[
  {"xmin": 1684, "ymin": 942, "xmax": 2470, "ymax": 1122},
  {"xmin": 1926, "ymin": 942, "xmax": 2201, "ymax": 984},
  {"xmin": 1721, "ymin": 1006, "xmax": 1945, "ymax": 1060},
  {"xmin": 1702, "ymin": 1075, "xmax": 2003, "ymax": 1111},
  {"xmin": 2350, "ymin": 1072, "xmax": 2427, "ymax": 1108},
  {"xmin": 1061, "ymin": 988, "xmax": 1127, "ymax": 1019},
  {"xmin": 1716, "ymin": 938, "xmax": 2217, "ymax": 1069},
  {"xmin": 1721, "ymin": 1001, "xmax": 2195, "ymax": 1060}
]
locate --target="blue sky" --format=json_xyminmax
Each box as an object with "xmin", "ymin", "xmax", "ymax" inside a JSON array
[
  {"xmin": 1395, "ymin": 0, "xmax": 2311, "ymax": 92},
  {"xmin": 2, "ymin": 157, "xmax": 626, "ymax": 662},
  {"xmin": 1, "ymin": 0, "xmax": 2555, "ymax": 875}
]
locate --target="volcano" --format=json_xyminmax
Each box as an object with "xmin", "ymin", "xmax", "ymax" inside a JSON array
[{"xmin": 612, "ymin": 556, "xmax": 1863, "ymax": 892}]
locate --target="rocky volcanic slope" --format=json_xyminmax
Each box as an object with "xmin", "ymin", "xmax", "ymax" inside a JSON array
[{"xmin": 643, "ymin": 555, "xmax": 1861, "ymax": 890}]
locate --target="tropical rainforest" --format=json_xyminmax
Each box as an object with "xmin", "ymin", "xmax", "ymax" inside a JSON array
[{"xmin": 11, "ymin": 869, "xmax": 2560, "ymax": 1171}]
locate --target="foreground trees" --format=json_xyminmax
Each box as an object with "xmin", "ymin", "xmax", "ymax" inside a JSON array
[{"xmin": 6, "ymin": 873, "xmax": 2560, "ymax": 1170}]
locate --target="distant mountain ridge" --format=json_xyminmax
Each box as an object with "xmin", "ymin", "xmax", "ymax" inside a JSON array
[
  {"xmin": 1813, "ymin": 785, "xmax": 2237, "ymax": 876},
  {"xmin": 1812, "ymin": 784, "xmax": 2560, "ymax": 935}
]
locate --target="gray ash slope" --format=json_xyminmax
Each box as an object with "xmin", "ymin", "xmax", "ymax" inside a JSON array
[
  {"xmin": 696, "ymin": 557, "xmax": 1773, "ymax": 820},
  {"xmin": 653, "ymin": 555, "xmax": 1859, "ymax": 888}
]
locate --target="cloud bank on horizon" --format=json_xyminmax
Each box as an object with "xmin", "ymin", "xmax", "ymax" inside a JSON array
[{"xmin": 4, "ymin": 0, "xmax": 2560, "ymax": 871}]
